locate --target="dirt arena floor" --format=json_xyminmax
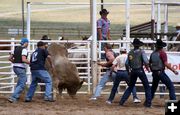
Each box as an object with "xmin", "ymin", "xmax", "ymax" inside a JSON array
[{"xmin": 0, "ymin": 93, "xmax": 172, "ymax": 115}]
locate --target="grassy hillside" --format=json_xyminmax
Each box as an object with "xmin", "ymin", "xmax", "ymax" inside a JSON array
[{"xmin": 0, "ymin": 0, "xmax": 179, "ymax": 39}]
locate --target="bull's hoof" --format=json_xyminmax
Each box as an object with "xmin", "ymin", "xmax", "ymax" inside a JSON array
[
  {"xmin": 59, "ymin": 95, "xmax": 64, "ymax": 99},
  {"xmin": 70, "ymin": 95, "xmax": 77, "ymax": 99}
]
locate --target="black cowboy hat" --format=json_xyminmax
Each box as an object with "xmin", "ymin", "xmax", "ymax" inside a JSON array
[
  {"xmin": 41, "ymin": 35, "xmax": 51, "ymax": 40},
  {"xmin": 99, "ymin": 9, "xmax": 109, "ymax": 15},
  {"xmin": 132, "ymin": 38, "xmax": 144, "ymax": 46},
  {"xmin": 155, "ymin": 39, "xmax": 167, "ymax": 48}
]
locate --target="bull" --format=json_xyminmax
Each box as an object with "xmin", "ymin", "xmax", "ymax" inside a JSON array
[{"xmin": 45, "ymin": 43, "xmax": 84, "ymax": 99}]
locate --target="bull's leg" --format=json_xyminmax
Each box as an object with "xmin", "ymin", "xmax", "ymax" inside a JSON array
[
  {"xmin": 53, "ymin": 88, "xmax": 58, "ymax": 100},
  {"xmin": 58, "ymin": 83, "xmax": 64, "ymax": 98},
  {"xmin": 52, "ymin": 78, "xmax": 59, "ymax": 100}
]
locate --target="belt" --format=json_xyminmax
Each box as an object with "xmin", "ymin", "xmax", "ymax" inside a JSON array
[
  {"xmin": 131, "ymin": 68, "xmax": 142, "ymax": 71},
  {"xmin": 152, "ymin": 70, "xmax": 163, "ymax": 72},
  {"xmin": 117, "ymin": 70, "xmax": 126, "ymax": 72},
  {"xmin": 13, "ymin": 66, "xmax": 26, "ymax": 69}
]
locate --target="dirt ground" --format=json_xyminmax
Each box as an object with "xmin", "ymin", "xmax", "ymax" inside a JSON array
[{"xmin": 0, "ymin": 93, "xmax": 169, "ymax": 115}]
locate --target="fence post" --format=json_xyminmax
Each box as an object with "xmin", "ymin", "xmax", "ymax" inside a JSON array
[{"xmin": 10, "ymin": 38, "xmax": 15, "ymax": 93}]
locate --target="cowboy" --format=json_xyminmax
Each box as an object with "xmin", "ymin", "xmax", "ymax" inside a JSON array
[
  {"xmin": 106, "ymin": 47, "xmax": 141, "ymax": 104},
  {"xmin": 8, "ymin": 38, "xmax": 30, "ymax": 103},
  {"xmin": 97, "ymin": 9, "xmax": 111, "ymax": 41},
  {"xmin": 97, "ymin": 9, "xmax": 111, "ymax": 59},
  {"xmin": 150, "ymin": 39, "xmax": 178, "ymax": 101},
  {"xmin": 119, "ymin": 38, "xmax": 152, "ymax": 107}
]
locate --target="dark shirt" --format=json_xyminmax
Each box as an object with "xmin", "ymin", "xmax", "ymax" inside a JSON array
[{"xmin": 30, "ymin": 48, "xmax": 49, "ymax": 70}]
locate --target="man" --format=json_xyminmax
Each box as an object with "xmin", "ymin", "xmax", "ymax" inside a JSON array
[
  {"xmin": 8, "ymin": 38, "xmax": 30, "ymax": 103},
  {"xmin": 97, "ymin": 9, "xmax": 111, "ymax": 41},
  {"xmin": 39, "ymin": 35, "xmax": 51, "ymax": 91},
  {"xmin": 97, "ymin": 9, "xmax": 111, "ymax": 59},
  {"xmin": 106, "ymin": 47, "xmax": 141, "ymax": 104},
  {"xmin": 90, "ymin": 43, "xmax": 116, "ymax": 100},
  {"xmin": 119, "ymin": 38, "xmax": 152, "ymax": 107},
  {"xmin": 25, "ymin": 41, "xmax": 54, "ymax": 102},
  {"xmin": 41, "ymin": 35, "xmax": 51, "ymax": 48},
  {"xmin": 150, "ymin": 39, "xmax": 178, "ymax": 100}
]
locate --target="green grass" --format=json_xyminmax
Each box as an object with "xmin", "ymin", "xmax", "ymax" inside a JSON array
[{"xmin": 0, "ymin": 0, "xmax": 179, "ymax": 39}]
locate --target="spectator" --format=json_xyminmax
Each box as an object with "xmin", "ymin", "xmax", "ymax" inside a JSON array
[
  {"xmin": 8, "ymin": 38, "xmax": 30, "ymax": 103},
  {"xmin": 41, "ymin": 35, "xmax": 51, "ymax": 48},
  {"xmin": 97, "ymin": 9, "xmax": 111, "ymax": 59}
]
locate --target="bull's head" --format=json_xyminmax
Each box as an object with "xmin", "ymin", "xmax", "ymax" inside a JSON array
[{"xmin": 67, "ymin": 79, "xmax": 84, "ymax": 98}]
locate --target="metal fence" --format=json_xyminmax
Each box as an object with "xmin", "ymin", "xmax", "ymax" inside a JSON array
[{"xmin": 0, "ymin": 38, "xmax": 180, "ymax": 96}]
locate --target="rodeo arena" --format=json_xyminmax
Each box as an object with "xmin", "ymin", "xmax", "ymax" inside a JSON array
[{"xmin": 0, "ymin": 0, "xmax": 180, "ymax": 115}]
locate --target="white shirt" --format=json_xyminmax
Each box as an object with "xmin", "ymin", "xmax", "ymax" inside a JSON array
[{"xmin": 112, "ymin": 54, "xmax": 127, "ymax": 71}]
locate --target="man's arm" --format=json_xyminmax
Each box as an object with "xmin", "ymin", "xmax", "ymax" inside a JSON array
[
  {"xmin": 22, "ymin": 56, "xmax": 30, "ymax": 64},
  {"xmin": 97, "ymin": 28, "xmax": 102, "ymax": 40},
  {"xmin": 8, "ymin": 54, "xmax": 14, "ymax": 63},
  {"xmin": 107, "ymin": 29, "xmax": 111, "ymax": 40},
  {"xmin": 97, "ymin": 51, "xmax": 114, "ymax": 67},
  {"xmin": 21, "ymin": 49, "xmax": 30, "ymax": 64},
  {"xmin": 47, "ymin": 55, "xmax": 54, "ymax": 69},
  {"xmin": 142, "ymin": 50, "xmax": 150, "ymax": 72},
  {"xmin": 164, "ymin": 62, "xmax": 178, "ymax": 75},
  {"xmin": 125, "ymin": 58, "xmax": 131, "ymax": 74},
  {"xmin": 160, "ymin": 51, "xmax": 178, "ymax": 75}
]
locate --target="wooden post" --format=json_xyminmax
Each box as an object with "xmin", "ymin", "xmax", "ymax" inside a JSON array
[{"xmin": 101, "ymin": 0, "xmax": 104, "ymax": 10}]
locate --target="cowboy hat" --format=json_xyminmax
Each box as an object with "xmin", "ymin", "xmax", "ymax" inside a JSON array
[
  {"xmin": 132, "ymin": 38, "xmax": 144, "ymax": 46},
  {"xmin": 99, "ymin": 9, "xmax": 109, "ymax": 15},
  {"xmin": 41, "ymin": 35, "xmax": 51, "ymax": 40},
  {"xmin": 155, "ymin": 39, "xmax": 167, "ymax": 48}
]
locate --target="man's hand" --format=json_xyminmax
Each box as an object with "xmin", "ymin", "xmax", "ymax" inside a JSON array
[
  {"xmin": 97, "ymin": 62, "xmax": 104, "ymax": 67},
  {"xmin": 173, "ymin": 70, "xmax": 178, "ymax": 75}
]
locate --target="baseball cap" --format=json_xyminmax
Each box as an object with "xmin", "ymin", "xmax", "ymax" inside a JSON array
[{"xmin": 20, "ymin": 37, "xmax": 29, "ymax": 45}]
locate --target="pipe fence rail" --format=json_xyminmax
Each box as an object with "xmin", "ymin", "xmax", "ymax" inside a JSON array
[{"xmin": 0, "ymin": 39, "xmax": 180, "ymax": 96}]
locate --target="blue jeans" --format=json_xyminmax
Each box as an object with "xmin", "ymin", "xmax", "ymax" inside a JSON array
[
  {"xmin": 10, "ymin": 67, "xmax": 27, "ymax": 101},
  {"xmin": 151, "ymin": 71, "xmax": 176, "ymax": 100},
  {"xmin": 108, "ymin": 70, "xmax": 138, "ymax": 102},
  {"xmin": 120, "ymin": 69, "xmax": 151, "ymax": 107},
  {"xmin": 93, "ymin": 70, "xmax": 116, "ymax": 98},
  {"xmin": 25, "ymin": 70, "xmax": 52, "ymax": 100}
]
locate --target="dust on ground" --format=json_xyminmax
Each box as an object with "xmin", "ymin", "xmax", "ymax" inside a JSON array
[{"xmin": 0, "ymin": 94, "xmax": 167, "ymax": 115}]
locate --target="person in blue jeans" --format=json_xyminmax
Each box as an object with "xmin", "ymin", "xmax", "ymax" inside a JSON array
[
  {"xmin": 106, "ymin": 48, "xmax": 141, "ymax": 104},
  {"xmin": 150, "ymin": 39, "xmax": 178, "ymax": 101},
  {"xmin": 119, "ymin": 38, "xmax": 152, "ymax": 107},
  {"xmin": 25, "ymin": 41, "xmax": 54, "ymax": 102},
  {"xmin": 8, "ymin": 38, "xmax": 30, "ymax": 103},
  {"xmin": 90, "ymin": 43, "xmax": 116, "ymax": 100}
]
